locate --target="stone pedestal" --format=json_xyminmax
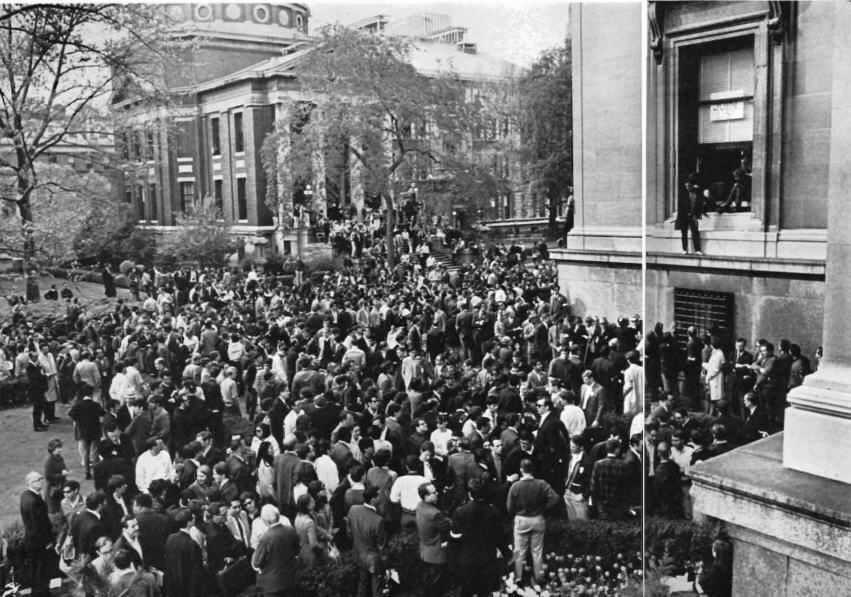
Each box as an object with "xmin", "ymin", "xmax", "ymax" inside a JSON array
[{"xmin": 690, "ymin": 435, "xmax": 851, "ymax": 597}]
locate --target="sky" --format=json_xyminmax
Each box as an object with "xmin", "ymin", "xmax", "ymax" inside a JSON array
[{"xmin": 308, "ymin": 1, "xmax": 571, "ymax": 68}]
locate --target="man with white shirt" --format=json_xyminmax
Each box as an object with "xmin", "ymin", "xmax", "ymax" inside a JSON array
[
  {"xmin": 390, "ymin": 455, "xmax": 428, "ymax": 528},
  {"xmin": 135, "ymin": 438, "xmax": 173, "ymax": 494},
  {"xmin": 670, "ymin": 429, "xmax": 695, "ymax": 519},
  {"xmin": 429, "ymin": 414, "xmax": 453, "ymax": 459},
  {"xmin": 559, "ymin": 390, "xmax": 587, "ymax": 439},
  {"xmin": 314, "ymin": 439, "xmax": 340, "ymax": 498}
]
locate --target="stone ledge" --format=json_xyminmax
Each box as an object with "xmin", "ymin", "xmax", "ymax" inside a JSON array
[
  {"xmin": 550, "ymin": 248, "xmax": 642, "ymax": 267},
  {"xmin": 646, "ymin": 252, "xmax": 825, "ymax": 278},
  {"xmin": 690, "ymin": 433, "xmax": 851, "ymax": 566}
]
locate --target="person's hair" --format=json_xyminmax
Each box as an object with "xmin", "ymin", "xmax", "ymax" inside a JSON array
[
  {"xmin": 63, "ymin": 480, "xmax": 81, "ymax": 493},
  {"xmin": 467, "ymin": 478, "xmax": 483, "ymax": 499},
  {"xmin": 519, "ymin": 458, "xmax": 534, "ymax": 475},
  {"xmin": 113, "ymin": 548, "xmax": 133, "ymax": 570},
  {"xmin": 145, "ymin": 437, "xmax": 160, "ymax": 451},
  {"xmin": 85, "ymin": 490, "xmax": 107, "ymax": 510},
  {"xmin": 213, "ymin": 462, "xmax": 228, "ymax": 477},
  {"xmin": 133, "ymin": 493, "xmax": 153, "ymax": 509},
  {"xmin": 107, "ymin": 475, "xmax": 128, "ymax": 494},
  {"xmin": 94, "ymin": 536, "xmax": 112, "ymax": 552},
  {"xmin": 417, "ymin": 482, "xmax": 434, "ymax": 500},
  {"xmin": 362, "ymin": 485, "xmax": 380, "ymax": 504},
  {"xmin": 336, "ymin": 426, "xmax": 352, "ymax": 443},
  {"xmin": 373, "ymin": 448, "xmax": 391, "ymax": 468},
  {"xmin": 174, "ymin": 508, "xmax": 193, "ymax": 528},
  {"xmin": 711, "ymin": 423, "xmax": 727, "ymax": 441},
  {"xmin": 657, "ymin": 443, "xmax": 670, "ymax": 460},
  {"xmin": 296, "ymin": 493, "xmax": 313, "ymax": 514},
  {"xmin": 47, "ymin": 438, "xmax": 63, "ymax": 453},
  {"xmin": 404, "ymin": 454, "xmax": 420, "ymax": 472},
  {"xmin": 349, "ymin": 465, "xmax": 365, "ymax": 483},
  {"xmin": 605, "ymin": 438, "xmax": 621, "ymax": 454}
]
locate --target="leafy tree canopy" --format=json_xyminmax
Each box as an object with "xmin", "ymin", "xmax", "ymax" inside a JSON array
[{"xmin": 518, "ymin": 41, "xmax": 573, "ymax": 235}]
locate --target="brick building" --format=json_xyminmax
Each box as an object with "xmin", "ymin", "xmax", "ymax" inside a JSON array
[{"xmin": 112, "ymin": 4, "xmax": 522, "ymax": 260}]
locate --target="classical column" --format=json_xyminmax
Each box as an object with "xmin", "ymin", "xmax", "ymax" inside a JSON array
[{"xmin": 782, "ymin": 0, "xmax": 851, "ymax": 483}]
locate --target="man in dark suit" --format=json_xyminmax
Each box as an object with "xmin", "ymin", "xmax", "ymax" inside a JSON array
[
  {"xmin": 272, "ymin": 437, "xmax": 301, "ymax": 520},
  {"xmin": 113, "ymin": 514, "xmax": 144, "ymax": 568},
  {"xmin": 348, "ymin": 486, "xmax": 387, "ymax": 597},
  {"xmin": 163, "ymin": 509, "xmax": 205, "ymax": 597},
  {"xmin": 708, "ymin": 424, "xmax": 739, "ymax": 459},
  {"xmin": 251, "ymin": 504, "xmax": 299, "ymax": 597},
  {"xmin": 446, "ymin": 437, "xmax": 481, "ymax": 509},
  {"xmin": 580, "ymin": 370, "xmax": 605, "ymax": 428},
  {"xmin": 451, "ymin": 478, "xmax": 507, "ymax": 596},
  {"xmin": 743, "ymin": 392, "xmax": 770, "ymax": 444},
  {"xmin": 101, "ymin": 474, "xmax": 132, "ymax": 539},
  {"xmin": 728, "ymin": 338, "xmax": 754, "ymax": 416},
  {"xmin": 415, "ymin": 482, "xmax": 452, "ymax": 597},
  {"xmin": 133, "ymin": 492, "xmax": 173, "ymax": 571},
  {"xmin": 71, "ymin": 490, "xmax": 107, "ymax": 560},
  {"xmin": 534, "ymin": 397, "xmax": 570, "ymax": 496},
  {"xmin": 654, "ymin": 443, "xmax": 684, "ymax": 519},
  {"xmin": 20, "ymin": 472, "xmax": 54, "ymax": 597}
]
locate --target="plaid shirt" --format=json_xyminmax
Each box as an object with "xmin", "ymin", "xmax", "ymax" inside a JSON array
[{"xmin": 590, "ymin": 456, "xmax": 631, "ymax": 517}]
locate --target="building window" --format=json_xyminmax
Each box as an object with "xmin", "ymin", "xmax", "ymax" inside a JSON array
[
  {"xmin": 679, "ymin": 36, "xmax": 754, "ymax": 212},
  {"xmin": 236, "ymin": 177, "xmax": 248, "ymax": 220},
  {"xmin": 137, "ymin": 185, "xmax": 146, "ymax": 222},
  {"xmin": 214, "ymin": 179, "xmax": 223, "ymax": 213},
  {"xmin": 673, "ymin": 288, "xmax": 735, "ymax": 348},
  {"xmin": 234, "ymin": 112, "xmax": 244, "ymax": 153},
  {"xmin": 179, "ymin": 181, "xmax": 195, "ymax": 213},
  {"xmin": 124, "ymin": 189, "xmax": 132, "ymax": 204},
  {"xmin": 149, "ymin": 184, "xmax": 158, "ymax": 222},
  {"xmin": 146, "ymin": 130, "xmax": 156, "ymax": 162},
  {"xmin": 211, "ymin": 117, "xmax": 221, "ymax": 156},
  {"xmin": 177, "ymin": 120, "xmax": 194, "ymax": 158},
  {"xmin": 132, "ymin": 131, "xmax": 142, "ymax": 162}
]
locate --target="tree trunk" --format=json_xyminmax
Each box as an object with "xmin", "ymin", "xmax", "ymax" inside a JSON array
[
  {"xmin": 384, "ymin": 191, "xmax": 395, "ymax": 270},
  {"xmin": 17, "ymin": 174, "xmax": 40, "ymax": 302}
]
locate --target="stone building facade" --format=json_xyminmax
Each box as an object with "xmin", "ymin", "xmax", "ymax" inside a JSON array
[{"xmin": 646, "ymin": 1, "xmax": 829, "ymax": 357}]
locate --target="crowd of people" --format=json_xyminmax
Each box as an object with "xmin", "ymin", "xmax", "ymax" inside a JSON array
[{"xmin": 2, "ymin": 226, "xmax": 756, "ymax": 597}]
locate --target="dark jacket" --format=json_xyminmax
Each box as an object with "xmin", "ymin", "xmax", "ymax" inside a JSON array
[
  {"xmin": 347, "ymin": 504, "xmax": 386, "ymax": 573},
  {"xmin": 163, "ymin": 530, "xmax": 205, "ymax": 597},
  {"xmin": 251, "ymin": 523, "xmax": 300, "ymax": 592}
]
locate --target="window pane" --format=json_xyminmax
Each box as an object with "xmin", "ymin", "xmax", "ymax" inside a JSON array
[
  {"xmin": 234, "ymin": 112, "xmax": 244, "ymax": 153},
  {"xmin": 211, "ymin": 117, "xmax": 221, "ymax": 155},
  {"xmin": 237, "ymin": 178, "xmax": 247, "ymax": 220}
]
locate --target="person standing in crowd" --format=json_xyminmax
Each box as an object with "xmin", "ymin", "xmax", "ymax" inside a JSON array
[
  {"xmin": 20, "ymin": 472, "xmax": 54, "ymax": 597},
  {"xmin": 163, "ymin": 509, "xmax": 205, "ymax": 597},
  {"xmin": 451, "ymin": 478, "xmax": 507, "ymax": 597},
  {"xmin": 348, "ymin": 486, "xmax": 387, "ymax": 597},
  {"xmin": 252, "ymin": 504, "xmax": 300, "ymax": 597},
  {"xmin": 415, "ymin": 482, "xmax": 451, "ymax": 597},
  {"xmin": 506, "ymin": 459, "xmax": 560, "ymax": 586}
]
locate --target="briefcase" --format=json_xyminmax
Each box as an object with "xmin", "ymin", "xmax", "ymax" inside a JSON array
[{"xmin": 216, "ymin": 556, "xmax": 256, "ymax": 596}]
